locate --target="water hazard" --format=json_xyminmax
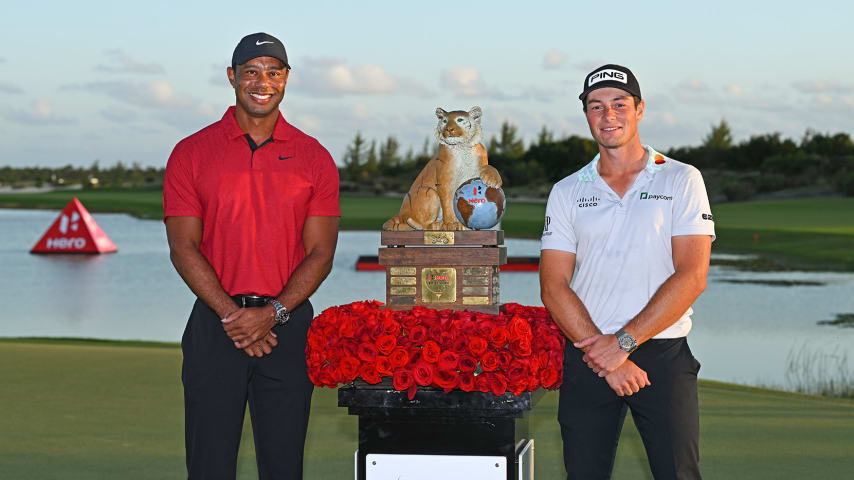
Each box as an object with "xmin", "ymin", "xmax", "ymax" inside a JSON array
[{"xmin": 1, "ymin": 208, "xmax": 852, "ymax": 390}]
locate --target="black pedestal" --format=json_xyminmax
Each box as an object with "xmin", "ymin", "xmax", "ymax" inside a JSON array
[{"xmin": 339, "ymin": 381, "xmax": 543, "ymax": 479}]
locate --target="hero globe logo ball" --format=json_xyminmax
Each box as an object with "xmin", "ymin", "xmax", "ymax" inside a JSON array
[{"xmin": 452, "ymin": 178, "xmax": 506, "ymax": 230}]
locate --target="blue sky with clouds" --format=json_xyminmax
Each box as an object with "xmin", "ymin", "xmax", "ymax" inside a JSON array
[{"xmin": 1, "ymin": 0, "xmax": 852, "ymax": 168}]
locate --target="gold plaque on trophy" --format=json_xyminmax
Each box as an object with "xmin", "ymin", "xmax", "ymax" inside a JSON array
[
  {"xmin": 424, "ymin": 231, "xmax": 454, "ymax": 245},
  {"xmin": 421, "ymin": 267, "xmax": 456, "ymax": 303}
]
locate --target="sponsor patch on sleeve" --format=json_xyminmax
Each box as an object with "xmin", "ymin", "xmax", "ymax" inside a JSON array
[{"xmin": 702, "ymin": 213, "xmax": 714, "ymax": 221}]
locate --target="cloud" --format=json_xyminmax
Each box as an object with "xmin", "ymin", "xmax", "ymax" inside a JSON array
[
  {"xmin": 100, "ymin": 107, "xmax": 139, "ymax": 123},
  {"xmin": 438, "ymin": 67, "xmax": 551, "ymax": 102},
  {"xmin": 62, "ymin": 79, "xmax": 190, "ymax": 109},
  {"xmin": 0, "ymin": 99, "xmax": 76, "ymax": 125},
  {"xmin": 440, "ymin": 67, "xmax": 484, "ymax": 97},
  {"xmin": 292, "ymin": 57, "xmax": 434, "ymax": 97},
  {"xmin": 0, "ymin": 57, "xmax": 5, "ymax": 63},
  {"xmin": 791, "ymin": 80, "xmax": 854, "ymax": 95},
  {"xmin": 210, "ymin": 63, "xmax": 229, "ymax": 87},
  {"xmin": 542, "ymin": 50, "xmax": 567, "ymax": 70},
  {"xmin": 61, "ymin": 79, "xmax": 219, "ymax": 132},
  {"xmin": 725, "ymin": 84, "xmax": 744, "ymax": 99},
  {"xmin": 0, "ymin": 83, "xmax": 24, "ymax": 95},
  {"xmin": 95, "ymin": 49, "xmax": 165, "ymax": 75}
]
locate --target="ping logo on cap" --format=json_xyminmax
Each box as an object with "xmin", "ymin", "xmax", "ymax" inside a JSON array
[{"xmin": 589, "ymin": 69, "xmax": 628, "ymax": 86}]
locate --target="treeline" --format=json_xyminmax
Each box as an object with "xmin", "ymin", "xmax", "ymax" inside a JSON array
[
  {"xmin": 3, "ymin": 122, "xmax": 853, "ymax": 202},
  {"xmin": 340, "ymin": 120, "xmax": 854, "ymax": 201},
  {"xmin": 0, "ymin": 162, "xmax": 164, "ymax": 189}
]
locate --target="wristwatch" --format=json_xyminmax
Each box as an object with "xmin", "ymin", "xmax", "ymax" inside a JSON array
[
  {"xmin": 269, "ymin": 299, "xmax": 290, "ymax": 326},
  {"xmin": 615, "ymin": 328, "xmax": 637, "ymax": 353}
]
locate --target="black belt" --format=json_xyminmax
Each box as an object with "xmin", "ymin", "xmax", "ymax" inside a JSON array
[{"xmin": 231, "ymin": 294, "xmax": 274, "ymax": 308}]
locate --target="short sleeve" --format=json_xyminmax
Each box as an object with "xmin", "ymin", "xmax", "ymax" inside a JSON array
[
  {"xmin": 163, "ymin": 142, "xmax": 202, "ymax": 221},
  {"xmin": 307, "ymin": 144, "xmax": 341, "ymax": 217},
  {"xmin": 671, "ymin": 167, "xmax": 716, "ymax": 241},
  {"xmin": 540, "ymin": 183, "xmax": 577, "ymax": 253}
]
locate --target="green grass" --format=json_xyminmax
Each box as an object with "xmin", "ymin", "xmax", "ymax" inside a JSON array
[
  {"xmin": 712, "ymin": 198, "xmax": 854, "ymax": 270},
  {"xmin": 2, "ymin": 188, "xmax": 853, "ymax": 269},
  {"xmin": 1, "ymin": 339, "xmax": 852, "ymax": 479}
]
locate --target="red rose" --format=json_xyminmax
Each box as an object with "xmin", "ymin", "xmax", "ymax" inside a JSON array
[
  {"xmin": 408, "ymin": 325, "xmax": 428, "ymax": 344},
  {"xmin": 339, "ymin": 356, "xmax": 360, "ymax": 382},
  {"xmin": 468, "ymin": 336, "xmax": 488, "ymax": 357},
  {"xmin": 459, "ymin": 372, "xmax": 476, "ymax": 392},
  {"xmin": 393, "ymin": 368, "xmax": 414, "ymax": 391},
  {"xmin": 359, "ymin": 363, "xmax": 382, "ymax": 384},
  {"xmin": 487, "ymin": 327, "xmax": 510, "ymax": 349},
  {"xmin": 475, "ymin": 373, "xmax": 490, "ymax": 393},
  {"xmin": 389, "ymin": 347, "xmax": 410, "ymax": 368},
  {"xmin": 457, "ymin": 354, "xmax": 477, "ymax": 373},
  {"xmin": 540, "ymin": 367, "xmax": 559, "ymax": 389},
  {"xmin": 433, "ymin": 369, "xmax": 459, "ymax": 392},
  {"xmin": 509, "ymin": 316, "xmax": 533, "ymax": 340},
  {"xmin": 528, "ymin": 355, "xmax": 540, "ymax": 375},
  {"xmin": 381, "ymin": 318, "xmax": 401, "ymax": 337},
  {"xmin": 509, "ymin": 381, "xmax": 527, "ymax": 396},
  {"xmin": 357, "ymin": 342, "xmax": 378, "ymax": 363},
  {"xmin": 307, "ymin": 350, "xmax": 326, "ymax": 368},
  {"xmin": 487, "ymin": 372, "xmax": 508, "ymax": 396},
  {"xmin": 375, "ymin": 355, "xmax": 392, "ymax": 376},
  {"xmin": 451, "ymin": 336, "xmax": 469, "ymax": 354},
  {"xmin": 413, "ymin": 361, "xmax": 434, "ymax": 386},
  {"xmin": 422, "ymin": 340, "xmax": 441, "ymax": 363},
  {"xmin": 480, "ymin": 351, "xmax": 500, "ymax": 372},
  {"xmin": 510, "ymin": 338, "xmax": 532, "ymax": 357},
  {"xmin": 438, "ymin": 331, "xmax": 455, "ymax": 349},
  {"xmin": 375, "ymin": 334, "xmax": 396, "ymax": 355},
  {"xmin": 497, "ymin": 350, "xmax": 513, "ymax": 371},
  {"xmin": 319, "ymin": 364, "xmax": 339, "ymax": 387},
  {"xmin": 437, "ymin": 350, "xmax": 459, "ymax": 371},
  {"xmin": 507, "ymin": 362, "xmax": 528, "ymax": 383}
]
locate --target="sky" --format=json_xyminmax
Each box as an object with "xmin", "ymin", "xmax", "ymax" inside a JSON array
[{"xmin": 1, "ymin": 0, "xmax": 852, "ymax": 168}]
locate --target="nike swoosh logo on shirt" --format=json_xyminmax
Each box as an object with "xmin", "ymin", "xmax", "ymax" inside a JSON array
[
  {"xmin": 256, "ymin": 40, "xmax": 274, "ymax": 45},
  {"xmin": 279, "ymin": 155, "xmax": 295, "ymax": 160}
]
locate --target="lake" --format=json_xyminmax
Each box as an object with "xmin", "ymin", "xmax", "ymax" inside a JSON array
[{"xmin": 1, "ymin": 208, "xmax": 851, "ymax": 390}]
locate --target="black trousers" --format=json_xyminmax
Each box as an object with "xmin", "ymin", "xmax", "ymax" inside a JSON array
[
  {"xmin": 559, "ymin": 337, "xmax": 701, "ymax": 480},
  {"xmin": 181, "ymin": 298, "xmax": 315, "ymax": 480}
]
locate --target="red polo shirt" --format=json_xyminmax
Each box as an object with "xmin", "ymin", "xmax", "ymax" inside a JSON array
[{"xmin": 163, "ymin": 107, "xmax": 340, "ymax": 297}]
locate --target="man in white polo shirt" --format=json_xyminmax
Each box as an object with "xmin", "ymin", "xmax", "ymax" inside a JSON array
[{"xmin": 540, "ymin": 64, "xmax": 715, "ymax": 479}]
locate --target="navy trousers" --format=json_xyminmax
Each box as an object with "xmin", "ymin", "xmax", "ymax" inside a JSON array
[
  {"xmin": 181, "ymin": 298, "xmax": 315, "ymax": 480},
  {"xmin": 559, "ymin": 337, "xmax": 702, "ymax": 480}
]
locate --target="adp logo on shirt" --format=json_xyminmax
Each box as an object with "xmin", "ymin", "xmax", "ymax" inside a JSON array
[{"xmin": 639, "ymin": 192, "xmax": 672, "ymax": 201}]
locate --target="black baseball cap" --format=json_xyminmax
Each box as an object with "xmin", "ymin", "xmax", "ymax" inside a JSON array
[
  {"xmin": 579, "ymin": 64, "xmax": 641, "ymax": 103},
  {"xmin": 232, "ymin": 32, "xmax": 290, "ymax": 69}
]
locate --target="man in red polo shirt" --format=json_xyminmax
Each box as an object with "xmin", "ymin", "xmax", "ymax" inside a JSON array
[{"xmin": 163, "ymin": 32, "xmax": 340, "ymax": 479}]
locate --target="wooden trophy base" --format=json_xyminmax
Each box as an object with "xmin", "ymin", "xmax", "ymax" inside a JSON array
[{"xmin": 379, "ymin": 230, "xmax": 506, "ymax": 314}]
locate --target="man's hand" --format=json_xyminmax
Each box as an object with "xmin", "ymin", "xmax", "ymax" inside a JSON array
[
  {"xmin": 575, "ymin": 334, "xmax": 629, "ymax": 377},
  {"xmin": 604, "ymin": 360, "xmax": 650, "ymax": 396},
  {"xmin": 242, "ymin": 331, "xmax": 278, "ymax": 358},
  {"xmin": 222, "ymin": 306, "xmax": 276, "ymax": 349}
]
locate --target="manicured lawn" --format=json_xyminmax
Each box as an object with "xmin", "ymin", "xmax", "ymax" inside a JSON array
[
  {"xmin": 711, "ymin": 198, "xmax": 854, "ymax": 270},
  {"xmin": 1, "ymin": 339, "xmax": 852, "ymax": 479}
]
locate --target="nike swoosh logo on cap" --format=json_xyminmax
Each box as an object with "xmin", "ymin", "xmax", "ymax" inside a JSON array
[{"xmin": 256, "ymin": 40, "xmax": 274, "ymax": 45}]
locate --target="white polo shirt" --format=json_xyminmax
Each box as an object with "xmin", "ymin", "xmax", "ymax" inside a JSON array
[{"xmin": 541, "ymin": 146, "xmax": 715, "ymax": 338}]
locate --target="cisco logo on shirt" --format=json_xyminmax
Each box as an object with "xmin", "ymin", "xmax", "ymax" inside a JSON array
[
  {"xmin": 577, "ymin": 196, "xmax": 600, "ymax": 208},
  {"xmin": 639, "ymin": 192, "xmax": 672, "ymax": 201}
]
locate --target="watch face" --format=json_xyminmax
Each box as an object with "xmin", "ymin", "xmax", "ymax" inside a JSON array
[{"xmin": 618, "ymin": 335, "xmax": 635, "ymax": 351}]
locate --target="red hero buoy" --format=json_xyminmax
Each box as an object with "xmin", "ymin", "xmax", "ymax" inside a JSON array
[{"xmin": 30, "ymin": 197, "xmax": 117, "ymax": 254}]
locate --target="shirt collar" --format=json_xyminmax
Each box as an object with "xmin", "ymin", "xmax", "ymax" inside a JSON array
[
  {"xmin": 578, "ymin": 145, "xmax": 668, "ymax": 182},
  {"xmin": 220, "ymin": 106, "xmax": 294, "ymax": 142}
]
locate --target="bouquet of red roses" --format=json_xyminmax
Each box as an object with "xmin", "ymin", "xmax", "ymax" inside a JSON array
[{"xmin": 306, "ymin": 301, "xmax": 564, "ymax": 400}]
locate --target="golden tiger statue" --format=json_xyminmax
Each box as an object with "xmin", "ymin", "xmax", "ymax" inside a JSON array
[{"xmin": 382, "ymin": 106, "xmax": 502, "ymax": 231}]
